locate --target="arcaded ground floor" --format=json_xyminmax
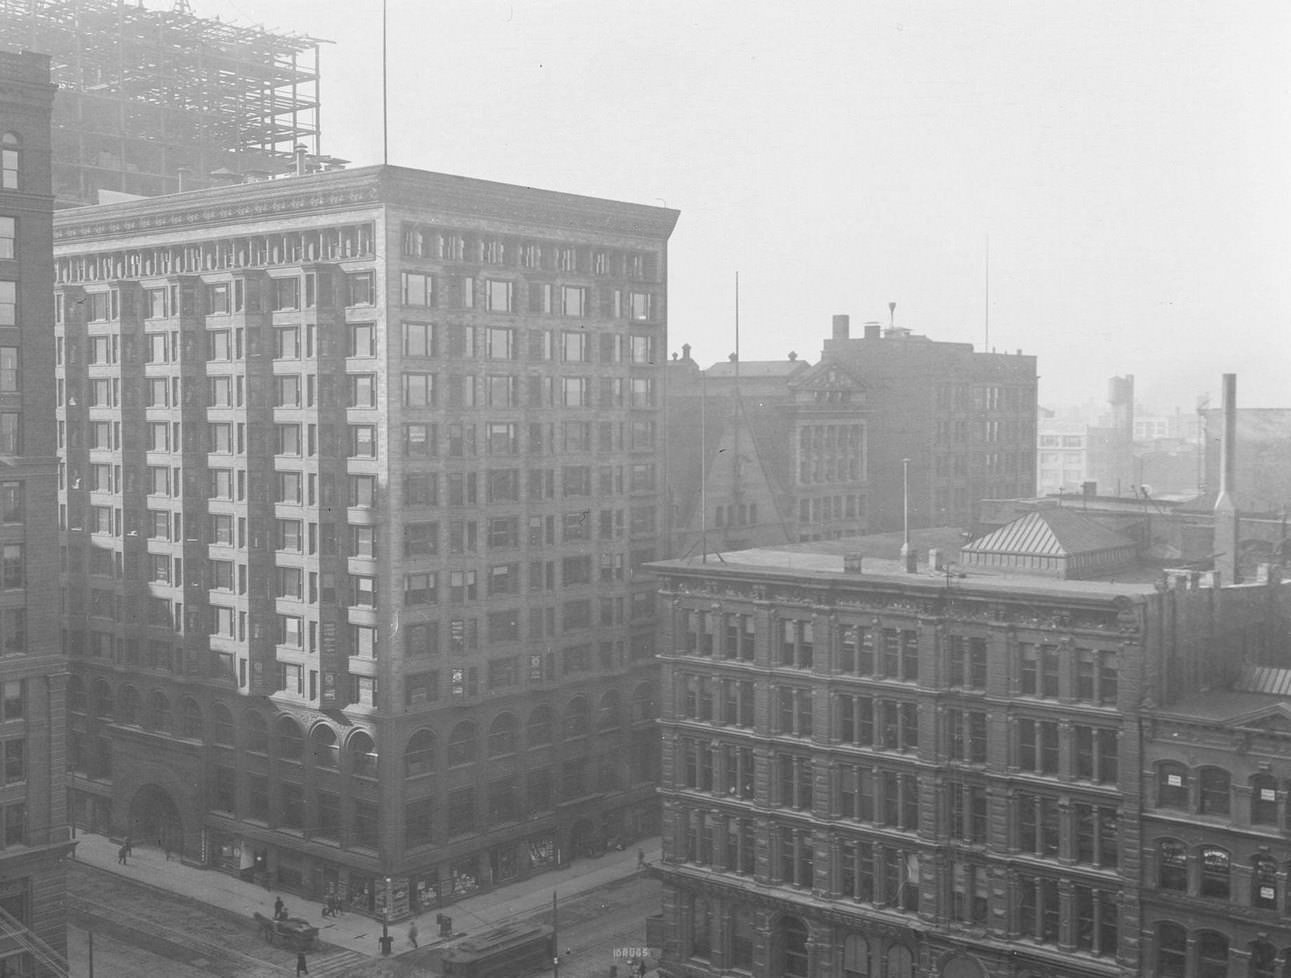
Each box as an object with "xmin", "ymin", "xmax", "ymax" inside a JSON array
[{"xmin": 71, "ymin": 784, "xmax": 660, "ymax": 920}]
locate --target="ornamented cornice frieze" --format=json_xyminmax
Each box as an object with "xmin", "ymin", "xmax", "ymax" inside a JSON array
[{"xmin": 55, "ymin": 186, "xmax": 381, "ymax": 243}]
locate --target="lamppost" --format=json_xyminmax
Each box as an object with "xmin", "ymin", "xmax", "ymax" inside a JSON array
[{"xmin": 379, "ymin": 877, "xmax": 393, "ymax": 955}]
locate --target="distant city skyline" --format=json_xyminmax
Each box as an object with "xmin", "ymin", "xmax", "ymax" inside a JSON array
[{"xmin": 195, "ymin": 1, "xmax": 1290, "ymax": 410}]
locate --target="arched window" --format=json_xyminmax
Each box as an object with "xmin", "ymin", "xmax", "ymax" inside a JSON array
[
  {"xmin": 1196, "ymin": 931, "xmax": 1228, "ymax": 978},
  {"xmin": 1158, "ymin": 839, "xmax": 1188, "ymax": 891},
  {"xmin": 93, "ymin": 679, "xmax": 113, "ymax": 718},
  {"xmin": 488, "ymin": 713, "xmax": 517, "ymax": 757},
  {"xmin": 310, "ymin": 724, "xmax": 338, "ymax": 768},
  {"xmin": 119, "ymin": 685, "xmax": 140, "ymax": 724},
  {"xmin": 244, "ymin": 711, "xmax": 268, "ymax": 753},
  {"xmin": 68, "ymin": 675, "xmax": 87, "ymax": 713},
  {"xmin": 348, "ymin": 730, "xmax": 377, "ymax": 776},
  {"xmin": 1157, "ymin": 922, "xmax": 1187, "ymax": 978},
  {"xmin": 941, "ymin": 954, "xmax": 986, "ymax": 978},
  {"xmin": 405, "ymin": 728, "xmax": 435, "ymax": 776},
  {"xmin": 842, "ymin": 934, "xmax": 870, "ymax": 978},
  {"xmin": 1157, "ymin": 762, "xmax": 1189, "ymax": 809},
  {"xmin": 885, "ymin": 944, "xmax": 914, "ymax": 978},
  {"xmin": 597, "ymin": 690, "xmax": 622, "ymax": 731},
  {"xmin": 527, "ymin": 705, "xmax": 553, "ymax": 746},
  {"xmin": 448, "ymin": 720, "xmax": 477, "ymax": 766},
  {"xmin": 1252, "ymin": 854, "xmax": 1279, "ymax": 909},
  {"xmin": 1200, "ymin": 846, "xmax": 1230, "ymax": 899},
  {"xmin": 1251, "ymin": 773, "xmax": 1279, "ymax": 824},
  {"xmin": 1, "ymin": 134, "xmax": 17, "ymax": 190},
  {"xmin": 180, "ymin": 698, "xmax": 202, "ymax": 739},
  {"xmin": 145, "ymin": 691, "xmax": 170, "ymax": 731},
  {"xmin": 1198, "ymin": 766, "xmax": 1231, "ymax": 815},
  {"xmin": 212, "ymin": 703, "xmax": 234, "ymax": 746},
  {"xmin": 563, "ymin": 696, "xmax": 590, "ymax": 738},
  {"xmin": 1251, "ymin": 940, "xmax": 1278, "ymax": 978},
  {"xmin": 276, "ymin": 716, "xmax": 303, "ymax": 760},
  {"xmin": 779, "ymin": 916, "xmax": 809, "ymax": 978},
  {"xmin": 689, "ymin": 897, "xmax": 712, "ymax": 960}
]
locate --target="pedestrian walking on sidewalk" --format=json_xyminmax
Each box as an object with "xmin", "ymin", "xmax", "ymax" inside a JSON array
[
  {"xmin": 295, "ymin": 950, "xmax": 308, "ymax": 976},
  {"xmin": 123, "ymin": 836, "xmax": 133, "ymax": 857},
  {"xmin": 637, "ymin": 848, "xmax": 646, "ymax": 869},
  {"xmin": 408, "ymin": 921, "xmax": 419, "ymax": 948},
  {"xmin": 117, "ymin": 845, "xmax": 128, "ymax": 865}
]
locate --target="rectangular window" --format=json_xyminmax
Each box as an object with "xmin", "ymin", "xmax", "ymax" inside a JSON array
[
  {"xmin": 349, "ymin": 323, "xmax": 376, "ymax": 357},
  {"xmin": 486, "ymin": 279, "xmax": 513, "ymax": 311},
  {"xmin": 402, "ymin": 373, "xmax": 435, "ymax": 407},
  {"xmin": 403, "ymin": 322, "xmax": 434, "ymax": 357},
  {"xmin": 0, "ymin": 218, "xmax": 12, "ymax": 260},
  {"xmin": 401, "ymin": 271, "xmax": 434, "ymax": 307},
  {"xmin": 348, "ymin": 272, "xmax": 375, "ymax": 306},
  {"xmin": 561, "ymin": 286, "xmax": 587, "ymax": 317}
]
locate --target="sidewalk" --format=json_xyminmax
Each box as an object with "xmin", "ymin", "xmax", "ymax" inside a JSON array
[{"xmin": 72, "ymin": 831, "xmax": 660, "ymax": 960}]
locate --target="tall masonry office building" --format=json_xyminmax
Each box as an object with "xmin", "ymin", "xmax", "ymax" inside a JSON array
[{"xmin": 52, "ymin": 165, "xmax": 678, "ymax": 914}]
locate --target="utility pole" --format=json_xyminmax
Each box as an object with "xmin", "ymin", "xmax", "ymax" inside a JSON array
[{"xmin": 552, "ymin": 890, "xmax": 560, "ymax": 978}]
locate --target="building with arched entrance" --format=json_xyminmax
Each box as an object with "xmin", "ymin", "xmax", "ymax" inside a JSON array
[{"xmin": 55, "ymin": 165, "xmax": 676, "ymax": 917}]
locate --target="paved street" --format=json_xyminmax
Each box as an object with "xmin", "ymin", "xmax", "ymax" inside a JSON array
[{"xmin": 66, "ymin": 855, "xmax": 660, "ymax": 977}]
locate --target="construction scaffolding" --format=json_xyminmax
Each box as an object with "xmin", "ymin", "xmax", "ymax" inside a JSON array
[{"xmin": 0, "ymin": 0, "xmax": 342, "ymax": 203}]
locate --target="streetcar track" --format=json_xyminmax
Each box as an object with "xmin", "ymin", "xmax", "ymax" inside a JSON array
[{"xmin": 69, "ymin": 892, "xmax": 294, "ymax": 975}]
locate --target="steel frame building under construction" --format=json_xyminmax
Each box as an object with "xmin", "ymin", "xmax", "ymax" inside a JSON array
[{"xmin": 0, "ymin": 0, "xmax": 337, "ymax": 204}]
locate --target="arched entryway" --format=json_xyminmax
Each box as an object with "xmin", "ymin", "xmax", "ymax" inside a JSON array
[{"xmin": 128, "ymin": 784, "xmax": 183, "ymax": 853}]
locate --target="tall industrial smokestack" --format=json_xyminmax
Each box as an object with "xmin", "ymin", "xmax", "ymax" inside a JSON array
[{"xmin": 1214, "ymin": 373, "xmax": 1239, "ymax": 584}]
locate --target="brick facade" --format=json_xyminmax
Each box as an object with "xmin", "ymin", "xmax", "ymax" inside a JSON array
[{"xmin": 649, "ymin": 545, "xmax": 1291, "ymax": 978}]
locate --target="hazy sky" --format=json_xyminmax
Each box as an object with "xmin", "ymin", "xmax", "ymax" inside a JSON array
[{"xmin": 219, "ymin": 0, "xmax": 1289, "ymax": 413}]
